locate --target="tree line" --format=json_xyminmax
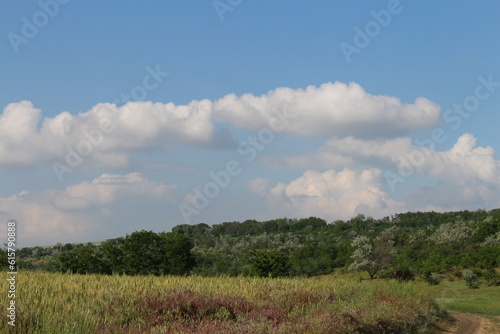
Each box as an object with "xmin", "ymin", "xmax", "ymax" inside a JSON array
[
  {"xmin": 44, "ymin": 231, "xmax": 194, "ymax": 275},
  {"xmin": 3, "ymin": 209, "xmax": 499, "ymax": 280}
]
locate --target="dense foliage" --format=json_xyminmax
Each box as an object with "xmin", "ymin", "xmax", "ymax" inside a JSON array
[
  {"xmin": 56, "ymin": 230, "xmax": 195, "ymax": 275},
  {"xmin": 175, "ymin": 209, "xmax": 499, "ymax": 278},
  {"xmin": 7, "ymin": 208, "xmax": 500, "ymax": 278}
]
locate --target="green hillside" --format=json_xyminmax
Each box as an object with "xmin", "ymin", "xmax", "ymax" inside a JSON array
[{"xmin": 7, "ymin": 208, "xmax": 500, "ymax": 281}]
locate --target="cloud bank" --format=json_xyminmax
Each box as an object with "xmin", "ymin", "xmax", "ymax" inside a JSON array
[
  {"xmin": 0, "ymin": 82, "xmax": 440, "ymax": 168},
  {"xmin": 0, "ymin": 173, "xmax": 177, "ymax": 246},
  {"xmin": 264, "ymin": 134, "xmax": 500, "ymax": 186},
  {"xmin": 0, "ymin": 100, "xmax": 218, "ymax": 167}
]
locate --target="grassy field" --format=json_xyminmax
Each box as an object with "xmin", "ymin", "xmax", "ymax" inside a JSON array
[
  {"xmin": 0, "ymin": 271, "xmax": 449, "ymax": 334},
  {"xmin": 331, "ymin": 269, "xmax": 500, "ymax": 316},
  {"xmin": 417, "ymin": 280, "xmax": 500, "ymax": 316},
  {"xmin": 416, "ymin": 278, "xmax": 500, "ymax": 332}
]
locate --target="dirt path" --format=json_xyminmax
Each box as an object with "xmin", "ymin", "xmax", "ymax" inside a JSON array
[
  {"xmin": 438, "ymin": 311, "xmax": 497, "ymax": 334},
  {"xmin": 450, "ymin": 312, "xmax": 481, "ymax": 334}
]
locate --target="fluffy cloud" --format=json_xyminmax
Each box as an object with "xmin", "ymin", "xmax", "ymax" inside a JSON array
[
  {"xmin": 0, "ymin": 101, "xmax": 46, "ymax": 165},
  {"xmin": 0, "ymin": 173, "xmax": 178, "ymax": 246},
  {"xmin": 0, "ymin": 82, "xmax": 440, "ymax": 168},
  {"xmin": 214, "ymin": 82, "xmax": 441, "ymax": 138},
  {"xmin": 249, "ymin": 168, "xmax": 406, "ymax": 221},
  {"xmin": 0, "ymin": 100, "xmax": 222, "ymax": 167},
  {"xmin": 254, "ymin": 132, "xmax": 500, "ymax": 218},
  {"xmin": 416, "ymin": 134, "xmax": 500, "ymax": 185},
  {"xmin": 265, "ymin": 134, "xmax": 500, "ymax": 186}
]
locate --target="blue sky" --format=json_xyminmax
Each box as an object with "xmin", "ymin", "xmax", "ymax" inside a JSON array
[{"xmin": 1, "ymin": 0, "xmax": 499, "ymax": 246}]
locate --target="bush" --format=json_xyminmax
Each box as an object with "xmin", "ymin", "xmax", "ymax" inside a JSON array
[
  {"xmin": 463, "ymin": 270, "xmax": 480, "ymax": 289},
  {"xmin": 452, "ymin": 269, "xmax": 462, "ymax": 279},
  {"xmin": 395, "ymin": 269, "xmax": 415, "ymax": 283},
  {"xmin": 378, "ymin": 269, "xmax": 395, "ymax": 279},
  {"xmin": 472, "ymin": 269, "xmax": 483, "ymax": 278},
  {"xmin": 423, "ymin": 272, "xmax": 443, "ymax": 285},
  {"xmin": 483, "ymin": 268, "xmax": 500, "ymax": 287}
]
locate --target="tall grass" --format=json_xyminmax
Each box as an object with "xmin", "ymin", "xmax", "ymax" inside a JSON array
[{"xmin": 0, "ymin": 272, "xmax": 447, "ymax": 333}]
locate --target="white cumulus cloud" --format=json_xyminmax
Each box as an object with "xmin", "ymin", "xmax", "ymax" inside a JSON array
[
  {"xmin": 249, "ymin": 168, "xmax": 406, "ymax": 221},
  {"xmin": 0, "ymin": 100, "xmax": 222, "ymax": 168},
  {"xmin": 265, "ymin": 133, "xmax": 500, "ymax": 186},
  {"xmin": 214, "ymin": 82, "xmax": 441, "ymax": 138}
]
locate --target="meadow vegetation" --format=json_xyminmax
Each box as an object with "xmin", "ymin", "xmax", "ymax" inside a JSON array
[{"xmin": 0, "ymin": 271, "xmax": 449, "ymax": 334}]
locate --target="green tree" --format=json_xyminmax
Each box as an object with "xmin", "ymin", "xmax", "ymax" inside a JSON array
[
  {"xmin": 119, "ymin": 230, "xmax": 195, "ymax": 276},
  {"xmin": 56, "ymin": 244, "xmax": 106, "ymax": 274},
  {"xmin": 246, "ymin": 250, "xmax": 291, "ymax": 278},
  {"xmin": 463, "ymin": 270, "xmax": 480, "ymax": 289},
  {"xmin": 0, "ymin": 248, "xmax": 8, "ymax": 270},
  {"xmin": 159, "ymin": 232, "xmax": 196, "ymax": 275},
  {"xmin": 291, "ymin": 240, "xmax": 338, "ymax": 277},
  {"xmin": 56, "ymin": 231, "xmax": 195, "ymax": 276},
  {"xmin": 348, "ymin": 232, "xmax": 396, "ymax": 279}
]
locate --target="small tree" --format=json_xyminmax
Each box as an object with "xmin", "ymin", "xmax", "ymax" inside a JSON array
[
  {"xmin": 348, "ymin": 232, "xmax": 396, "ymax": 279},
  {"xmin": 484, "ymin": 268, "xmax": 500, "ymax": 286},
  {"xmin": 423, "ymin": 272, "xmax": 443, "ymax": 285},
  {"xmin": 348, "ymin": 236, "xmax": 379, "ymax": 279},
  {"xmin": 463, "ymin": 270, "xmax": 480, "ymax": 289}
]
